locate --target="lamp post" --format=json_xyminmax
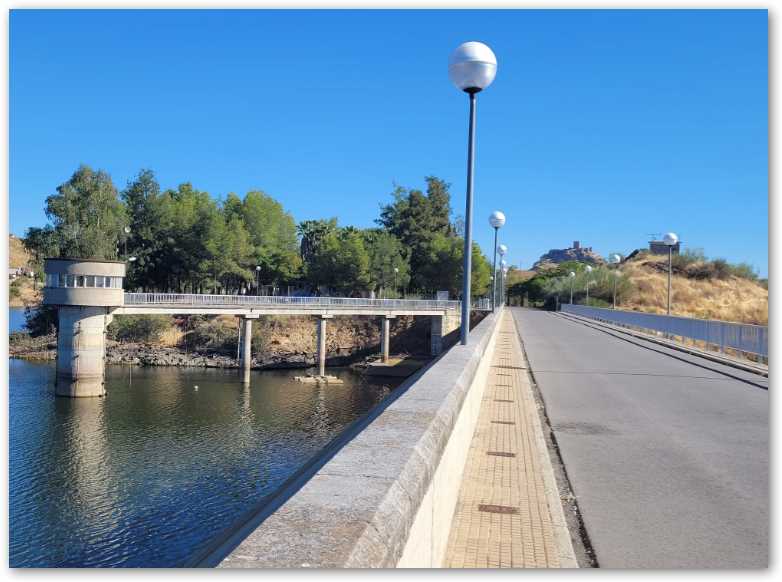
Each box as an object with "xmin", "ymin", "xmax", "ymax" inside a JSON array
[
  {"xmin": 123, "ymin": 226, "xmax": 131, "ymax": 258},
  {"xmin": 450, "ymin": 41, "xmax": 498, "ymax": 345},
  {"xmin": 393, "ymin": 267, "xmax": 399, "ymax": 297},
  {"xmin": 497, "ymin": 243, "xmax": 508, "ymax": 309},
  {"xmin": 488, "ymin": 211, "xmax": 506, "ymax": 311},
  {"xmin": 608, "ymin": 254, "xmax": 622, "ymax": 309},
  {"xmin": 500, "ymin": 259, "xmax": 507, "ymax": 306},
  {"xmin": 663, "ymin": 232, "xmax": 679, "ymax": 314},
  {"xmin": 569, "ymin": 271, "xmax": 576, "ymax": 304},
  {"xmin": 584, "ymin": 265, "xmax": 593, "ymax": 304},
  {"xmin": 255, "ymin": 265, "xmax": 261, "ymax": 295}
]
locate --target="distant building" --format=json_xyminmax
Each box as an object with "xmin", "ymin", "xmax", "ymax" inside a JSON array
[{"xmin": 649, "ymin": 240, "xmax": 681, "ymax": 255}]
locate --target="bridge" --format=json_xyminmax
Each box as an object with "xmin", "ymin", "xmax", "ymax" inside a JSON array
[{"xmin": 43, "ymin": 258, "xmax": 462, "ymax": 397}]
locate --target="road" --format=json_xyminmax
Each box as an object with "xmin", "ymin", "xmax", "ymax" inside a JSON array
[{"xmin": 511, "ymin": 308, "xmax": 768, "ymax": 568}]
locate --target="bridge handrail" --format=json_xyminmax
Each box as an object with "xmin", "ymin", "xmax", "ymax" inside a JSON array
[
  {"xmin": 123, "ymin": 293, "xmax": 460, "ymax": 311},
  {"xmin": 561, "ymin": 304, "xmax": 768, "ymax": 357}
]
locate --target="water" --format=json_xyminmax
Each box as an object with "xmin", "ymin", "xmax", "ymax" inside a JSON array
[
  {"xmin": 9, "ymin": 359, "xmax": 401, "ymax": 567},
  {"xmin": 9, "ymin": 307, "xmax": 28, "ymax": 332}
]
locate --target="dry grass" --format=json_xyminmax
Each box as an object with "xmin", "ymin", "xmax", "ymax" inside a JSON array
[
  {"xmin": 9, "ymin": 235, "xmax": 31, "ymax": 269},
  {"xmin": 621, "ymin": 256, "xmax": 768, "ymax": 325}
]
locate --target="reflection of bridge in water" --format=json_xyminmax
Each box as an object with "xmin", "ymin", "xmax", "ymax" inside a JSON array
[{"xmin": 44, "ymin": 258, "xmax": 464, "ymax": 397}]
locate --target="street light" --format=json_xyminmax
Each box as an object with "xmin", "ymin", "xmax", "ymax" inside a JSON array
[
  {"xmin": 497, "ymin": 242, "xmax": 508, "ymax": 309},
  {"xmin": 584, "ymin": 265, "xmax": 593, "ymax": 304},
  {"xmin": 500, "ymin": 259, "xmax": 508, "ymax": 306},
  {"xmin": 568, "ymin": 271, "xmax": 576, "ymax": 304},
  {"xmin": 663, "ymin": 232, "xmax": 679, "ymax": 314},
  {"xmin": 393, "ymin": 267, "xmax": 399, "ymax": 297},
  {"xmin": 255, "ymin": 265, "xmax": 261, "ymax": 295},
  {"xmin": 450, "ymin": 41, "xmax": 498, "ymax": 345},
  {"xmin": 123, "ymin": 225, "xmax": 131, "ymax": 258},
  {"xmin": 488, "ymin": 211, "xmax": 506, "ymax": 312},
  {"xmin": 608, "ymin": 254, "xmax": 622, "ymax": 309}
]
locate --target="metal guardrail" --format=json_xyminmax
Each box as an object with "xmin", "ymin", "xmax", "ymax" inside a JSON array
[
  {"xmin": 561, "ymin": 304, "xmax": 768, "ymax": 358},
  {"xmin": 123, "ymin": 293, "xmax": 460, "ymax": 311}
]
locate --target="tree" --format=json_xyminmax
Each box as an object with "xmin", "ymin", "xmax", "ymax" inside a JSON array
[
  {"xmin": 306, "ymin": 227, "xmax": 371, "ymax": 295},
  {"xmin": 121, "ymin": 169, "xmax": 161, "ymax": 290},
  {"xmin": 23, "ymin": 226, "xmax": 59, "ymax": 277},
  {"xmin": 241, "ymin": 191, "xmax": 301, "ymax": 285},
  {"xmin": 363, "ymin": 229, "xmax": 410, "ymax": 296},
  {"xmin": 44, "ymin": 165, "xmax": 127, "ymax": 259}
]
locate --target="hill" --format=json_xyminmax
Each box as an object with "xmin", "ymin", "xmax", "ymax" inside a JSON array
[
  {"xmin": 8, "ymin": 235, "xmax": 41, "ymax": 308},
  {"xmin": 9, "ymin": 235, "xmax": 31, "ymax": 269},
  {"xmin": 620, "ymin": 253, "xmax": 767, "ymax": 325}
]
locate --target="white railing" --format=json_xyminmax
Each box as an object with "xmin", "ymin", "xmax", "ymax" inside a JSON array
[
  {"xmin": 562, "ymin": 304, "xmax": 768, "ymax": 358},
  {"xmin": 123, "ymin": 293, "xmax": 460, "ymax": 311}
]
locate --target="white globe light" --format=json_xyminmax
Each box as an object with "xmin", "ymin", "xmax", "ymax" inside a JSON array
[
  {"xmin": 501, "ymin": 259, "xmax": 507, "ymax": 268},
  {"xmin": 569, "ymin": 271, "xmax": 576, "ymax": 278},
  {"xmin": 449, "ymin": 41, "xmax": 497, "ymax": 93},
  {"xmin": 498, "ymin": 244, "xmax": 508, "ymax": 256},
  {"xmin": 585, "ymin": 265, "xmax": 593, "ymax": 273},
  {"xmin": 663, "ymin": 232, "xmax": 679, "ymax": 246},
  {"xmin": 488, "ymin": 210, "xmax": 506, "ymax": 229},
  {"xmin": 608, "ymin": 253, "xmax": 622, "ymax": 264}
]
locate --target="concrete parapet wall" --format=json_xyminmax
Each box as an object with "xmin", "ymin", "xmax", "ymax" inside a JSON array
[{"xmin": 212, "ymin": 309, "xmax": 501, "ymax": 568}]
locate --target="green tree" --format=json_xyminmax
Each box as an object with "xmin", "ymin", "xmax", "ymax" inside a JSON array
[
  {"xmin": 44, "ymin": 165, "xmax": 127, "ymax": 259},
  {"xmin": 121, "ymin": 169, "xmax": 162, "ymax": 290},
  {"xmin": 241, "ymin": 191, "xmax": 301, "ymax": 285},
  {"xmin": 307, "ymin": 227, "xmax": 371, "ymax": 295},
  {"xmin": 363, "ymin": 229, "xmax": 410, "ymax": 296}
]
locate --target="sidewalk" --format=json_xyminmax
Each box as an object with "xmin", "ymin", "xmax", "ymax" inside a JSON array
[{"xmin": 444, "ymin": 311, "xmax": 577, "ymax": 568}]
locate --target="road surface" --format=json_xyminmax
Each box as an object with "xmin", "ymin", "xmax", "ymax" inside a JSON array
[{"xmin": 511, "ymin": 308, "xmax": 768, "ymax": 568}]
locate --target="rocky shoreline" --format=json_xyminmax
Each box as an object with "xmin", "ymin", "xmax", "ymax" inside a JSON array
[{"xmin": 9, "ymin": 332, "xmax": 396, "ymax": 371}]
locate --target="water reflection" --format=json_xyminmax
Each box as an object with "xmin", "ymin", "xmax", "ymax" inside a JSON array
[{"xmin": 9, "ymin": 360, "xmax": 399, "ymax": 567}]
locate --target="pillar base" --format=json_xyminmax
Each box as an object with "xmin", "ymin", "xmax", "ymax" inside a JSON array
[
  {"xmin": 55, "ymin": 378, "xmax": 106, "ymax": 398},
  {"xmin": 55, "ymin": 306, "xmax": 110, "ymax": 399}
]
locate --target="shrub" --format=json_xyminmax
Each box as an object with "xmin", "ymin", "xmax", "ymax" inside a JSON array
[
  {"xmin": 181, "ymin": 317, "xmax": 238, "ymax": 355},
  {"xmin": 24, "ymin": 305, "xmax": 58, "ymax": 336},
  {"xmin": 108, "ymin": 315, "xmax": 171, "ymax": 343}
]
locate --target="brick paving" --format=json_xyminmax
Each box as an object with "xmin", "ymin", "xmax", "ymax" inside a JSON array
[{"xmin": 444, "ymin": 312, "xmax": 571, "ymax": 568}]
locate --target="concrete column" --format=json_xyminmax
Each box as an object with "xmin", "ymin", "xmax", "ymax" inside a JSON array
[
  {"xmin": 381, "ymin": 316, "xmax": 394, "ymax": 363},
  {"xmin": 241, "ymin": 317, "xmax": 253, "ymax": 372},
  {"xmin": 431, "ymin": 315, "xmax": 444, "ymax": 357},
  {"xmin": 56, "ymin": 306, "xmax": 111, "ymax": 397},
  {"xmin": 317, "ymin": 315, "xmax": 332, "ymax": 377}
]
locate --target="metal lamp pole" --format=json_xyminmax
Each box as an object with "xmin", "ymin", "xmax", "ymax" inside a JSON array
[
  {"xmin": 449, "ymin": 41, "xmax": 497, "ymax": 345},
  {"xmin": 488, "ymin": 211, "xmax": 505, "ymax": 311},
  {"xmin": 255, "ymin": 265, "xmax": 261, "ymax": 295},
  {"xmin": 569, "ymin": 271, "xmax": 575, "ymax": 304},
  {"xmin": 663, "ymin": 232, "xmax": 679, "ymax": 315},
  {"xmin": 584, "ymin": 265, "xmax": 593, "ymax": 305}
]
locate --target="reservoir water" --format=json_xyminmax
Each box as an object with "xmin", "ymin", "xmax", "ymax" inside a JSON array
[{"xmin": 9, "ymin": 358, "xmax": 401, "ymax": 567}]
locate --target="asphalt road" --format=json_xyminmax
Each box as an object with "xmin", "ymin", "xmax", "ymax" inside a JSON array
[{"xmin": 511, "ymin": 308, "xmax": 768, "ymax": 568}]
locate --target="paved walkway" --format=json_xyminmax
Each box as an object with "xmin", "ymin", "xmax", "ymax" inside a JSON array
[{"xmin": 444, "ymin": 311, "xmax": 576, "ymax": 568}]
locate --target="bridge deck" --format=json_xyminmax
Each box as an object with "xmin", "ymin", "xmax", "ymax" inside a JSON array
[{"xmin": 115, "ymin": 293, "xmax": 462, "ymax": 317}]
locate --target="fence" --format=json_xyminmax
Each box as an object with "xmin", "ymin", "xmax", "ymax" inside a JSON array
[
  {"xmin": 561, "ymin": 304, "xmax": 768, "ymax": 359},
  {"xmin": 123, "ymin": 293, "xmax": 460, "ymax": 311}
]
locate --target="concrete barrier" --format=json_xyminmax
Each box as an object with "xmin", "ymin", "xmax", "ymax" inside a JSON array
[{"xmin": 204, "ymin": 309, "xmax": 502, "ymax": 568}]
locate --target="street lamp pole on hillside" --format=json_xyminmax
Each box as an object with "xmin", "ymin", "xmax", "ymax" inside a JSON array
[
  {"xmin": 608, "ymin": 254, "xmax": 622, "ymax": 309},
  {"xmin": 663, "ymin": 232, "xmax": 679, "ymax": 315},
  {"xmin": 569, "ymin": 271, "xmax": 576, "ymax": 304},
  {"xmin": 450, "ymin": 41, "xmax": 497, "ymax": 345},
  {"xmin": 489, "ymin": 211, "xmax": 506, "ymax": 312},
  {"xmin": 584, "ymin": 265, "xmax": 593, "ymax": 305}
]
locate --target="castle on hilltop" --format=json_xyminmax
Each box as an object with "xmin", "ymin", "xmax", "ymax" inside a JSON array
[{"xmin": 532, "ymin": 241, "xmax": 606, "ymax": 271}]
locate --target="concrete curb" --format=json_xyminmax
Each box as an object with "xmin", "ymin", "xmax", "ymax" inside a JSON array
[
  {"xmin": 213, "ymin": 311, "xmax": 502, "ymax": 568},
  {"xmin": 559, "ymin": 312, "xmax": 768, "ymax": 377}
]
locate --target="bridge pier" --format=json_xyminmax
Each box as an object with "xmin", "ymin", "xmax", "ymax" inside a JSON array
[
  {"xmin": 56, "ymin": 306, "xmax": 112, "ymax": 397},
  {"xmin": 317, "ymin": 315, "xmax": 333, "ymax": 376},
  {"xmin": 241, "ymin": 317, "xmax": 253, "ymax": 372},
  {"xmin": 380, "ymin": 315, "xmax": 394, "ymax": 363},
  {"xmin": 431, "ymin": 312, "xmax": 462, "ymax": 356}
]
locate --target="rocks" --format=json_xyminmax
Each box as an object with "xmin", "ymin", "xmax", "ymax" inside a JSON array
[{"xmin": 533, "ymin": 243, "xmax": 606, "ymax": 271}]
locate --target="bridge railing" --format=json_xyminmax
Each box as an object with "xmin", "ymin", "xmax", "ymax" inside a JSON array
[
  {"xmin": 561, "ymin": 304, "xmax": 768, "ymax": 358},
  {"xmin": 123, "ymin": 293, "xmax": 460, "ymax": 311}
]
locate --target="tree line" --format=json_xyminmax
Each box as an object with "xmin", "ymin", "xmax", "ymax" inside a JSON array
[{"xmin": 23, "ymin": 165, "xmax": 492, "ymax": 298}]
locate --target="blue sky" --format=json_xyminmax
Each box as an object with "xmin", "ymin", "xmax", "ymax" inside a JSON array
[{"xmin": 10, "ymin": 9, "xmax": 768, "ymax": 276}]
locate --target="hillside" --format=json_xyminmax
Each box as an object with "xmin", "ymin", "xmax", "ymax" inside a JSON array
[
  {"xmin": 8, "ymin": 235, "xmax": 41, "ymax": 308},
  {"xmin": 9, "ymin": 235, "xmax": 31, "ymax": 269},
  {"xmin": 620, "ymin": 254, "xmax": 767, "ymax": 325}
]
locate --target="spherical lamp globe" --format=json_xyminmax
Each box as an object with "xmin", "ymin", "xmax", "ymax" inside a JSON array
[
  {"xmin": 569, "ymin": 271, "xmax": 576, "ymax": 278},
  {"xmin": 498, "ymin": 244, "xmax": 508, "ymax": 256},
  {"xmin": 585, "ymin": 265, "xmax": 593, "ymax": 273},
  {"xmin": 488, "ymin": 210, "xmax": 506, "ymax": 229},
  {"xmin": 663, "ymin": 232, "xmax": 679, "ymax": 246},
  {"xmin": 449, "ymin": 42, "xmax": 498, "ymax": 93}
]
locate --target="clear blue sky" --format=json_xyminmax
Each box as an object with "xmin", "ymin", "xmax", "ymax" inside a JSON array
[{"xmin": 10, "ymin": 9, "xmax": 768, "ymax": 276}]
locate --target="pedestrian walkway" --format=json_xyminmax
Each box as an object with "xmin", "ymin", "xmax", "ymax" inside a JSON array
[{"xmin": 444, "ymin": 311, "xmax": 577, "ymax": 568}]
